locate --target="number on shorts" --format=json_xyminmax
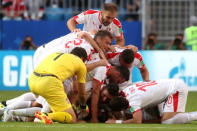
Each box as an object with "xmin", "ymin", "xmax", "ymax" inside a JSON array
[
  {"xmin": 53, "ymin": 53, "xmax": 64, "ymax": 61},
  {"xmin": 136, "ymin": 80, "xmax": 158, "ymax": 92}
]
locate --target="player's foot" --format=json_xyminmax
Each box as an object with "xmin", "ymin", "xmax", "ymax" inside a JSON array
[
  {"xmin": 35, "ymin": 111, "xmax": 53, "ymax": 124},
  {"xmin": 2, "ymin": 108, "xmax": 13, "ymax": 122}
]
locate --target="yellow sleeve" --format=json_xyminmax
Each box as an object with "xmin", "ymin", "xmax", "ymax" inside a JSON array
[{"xmin": 77, "ymin": 62, "xmax": 87, "ymax": 83}]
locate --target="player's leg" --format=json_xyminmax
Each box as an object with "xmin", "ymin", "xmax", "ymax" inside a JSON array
[
  {"xmin": 2, "ymin": 107, "xmax": 42, "ymax": 122},
  {"xmin": 161, "ymin": 80, "xmax": 189, "ymax": 124},
  {"xmin": 1, "ymin": 92, "xmax": 36, "ymax": 106},
  {"xmin": 1, "ymin": 92, "xmax": 35, "ymax": 116},
  {"xmin": 29, "ymin": 75, "xmax": 77, "ymax": 124}
]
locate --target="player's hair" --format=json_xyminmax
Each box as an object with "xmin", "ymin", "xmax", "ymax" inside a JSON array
[
  {"xmin": 102, "ymin": 3, "xmax": 117, "ymax": 12},
  {"xmin": 106, "ymin": 83, "xmax": 119, "ymax": 96},
  {"xmin": 71, "ymin": 47, "xmax": 87, "ymax": 62},
  {"xmin": 120, "ymin": 49, "xmax": 135, "ymax": 64},
  {"xmin": 115, "ymin": 66, "xmax": 130, "ymax": 81},
  {"xmin": 94, "ymin": 30, "xmax": 113, "ymax": 41},
  {"xmin": 109, "ymin": 96, "xmax": 129, "ymax": 111}
]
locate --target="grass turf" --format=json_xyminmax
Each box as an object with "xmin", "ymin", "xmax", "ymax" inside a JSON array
[{"xmin": 0, "ymin": 91, "xmax": 197, "ymax": 131}]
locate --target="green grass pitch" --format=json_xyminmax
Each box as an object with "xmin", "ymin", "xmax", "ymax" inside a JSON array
[{"xmin": 0, "ymin": 91, "xmax": 197, "ymax": 131}]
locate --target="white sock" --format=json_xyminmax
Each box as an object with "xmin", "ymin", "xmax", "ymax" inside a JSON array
[
  {"xmin": 7, "ymin": 101, "xmax": 31, "ymax": 110},
  {"xmin": 162, "ymin": 111, "xmax": 197, "ymax": 124},
  {"xmin": 41, "ymin": 102, "xmax": 51, "ymax": 113},
  {"xmin": 11, "ymin": 107, "xmax": 42, "ymax": 117},
  {"xmin": 6, "ymin": 92, "xmax": 36, "ymax": 105}
]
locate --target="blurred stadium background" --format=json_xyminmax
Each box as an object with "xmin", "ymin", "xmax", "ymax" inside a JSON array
[
  {"xmin": 0, "ymin": 0, "xmax": 197, "ymax": 90},
  {"xmin": 0, "ymin": 0, "xmax": 197, "ymax": 130}
]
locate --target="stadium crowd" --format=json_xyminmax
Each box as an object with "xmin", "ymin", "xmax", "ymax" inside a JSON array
[{"xmin": 0, "ymin": 0, "xmax": 139, "ymax": 21}]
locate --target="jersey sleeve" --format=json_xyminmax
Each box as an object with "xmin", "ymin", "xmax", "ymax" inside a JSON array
[
  {"xmin": 134, "ymin": 52, "xmax": 145, "ymax": 69},
  {"xmin": 93, "ymin": 66, "xmax": 107, "ymax": 85},
  {"xmin": 73, "ymin": 10, "xmax": 98, "ymax": 25},
  {"xmin": 112, "ymin": 18, "xmax": 123, "ymax": 37},
  {"xmin": 76, "ymin": 61, "xmax": 87, "ymax": 83}
]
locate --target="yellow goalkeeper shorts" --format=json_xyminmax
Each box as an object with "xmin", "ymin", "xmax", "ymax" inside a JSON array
[{"xmin": 28, "ymin": 73, "xmax": 72, "ymax": 112}]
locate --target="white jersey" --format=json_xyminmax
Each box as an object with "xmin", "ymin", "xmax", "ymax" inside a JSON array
[
  {"xmin": 73, "ymin": 10, "xmax": 123, "ymax": 38},
  {"xmin": 106, "ymin": 47, "xmax": 145, "ymax": 88},
  {"xmin": 33, "ymin": 32, "xmax": 95, "ymax": 68},
  {"xmin": 85, "ymin": 65, "xmax": 111, "ymax": 98},
  {"xmin": 121, "ymin": 79, "xmax": 187, "ymax": 113}
]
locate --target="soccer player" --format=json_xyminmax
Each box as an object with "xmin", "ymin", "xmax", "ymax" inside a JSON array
[
  {"xmin": 0, "ymin": 92, "xmax": 40, "ymax": 122},
  {"xmin": 85, "ymin": 65, "xmax": 130, "ymax": 123},
  {"xmin": 67, "ymin": 3, "xmax": 125, "ymax": 46},
  {"xmin": 33, "ymin": 30, "xmax": 112, "ymax": 68},
  {"xmin": 106, "ymin": 79, "xmax": 197, "ymax": 124},
  {"xmin": 106, "ymin": 47, "xmax": 149, "ymax": 89},
  {"xmin": 28, "ymin": 47, "xmax": 88, "ymax": 124}
]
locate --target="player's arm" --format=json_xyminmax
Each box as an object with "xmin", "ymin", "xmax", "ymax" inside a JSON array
[
  {"xmin": 116, "ymin": 35, "xmax": 125, "ymax": 47},
  {"xmin": 139, "ymin": 65, "xmax": 149, "ymax": 82},
  {"xmin": 106, "ymin": 110, "xmax": 143, "ymax": 124},
  {"xmin": 78, "ymin": 32, "xmax": 108, "ymax": 61},
  {"xmin": 77, "ymin": 83, "xmax": 87, "ymax": 106},
  {"xmin": 90, "ymin": 79, "xmax": 102, "ymax": 123},
  {"xmin": 86, "ymin": 60, "xmax": 108, "ymax": 72},
  {"xmin": 77, "ymin": 63, "xmax": 87, "ymax": 106},
  {"xmin": 67, "ymin": 18, "xmax": 81, "ymax": 32}
]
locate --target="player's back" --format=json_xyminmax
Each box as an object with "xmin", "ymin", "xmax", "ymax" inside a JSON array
[
  {"xmin": 35, "ymin": 53, "xmax": 86, "ymax": 82},
  {"xmin": 47, "ymin": 33, "xmax": 94, "ymax": 57},
  {"xmin": 122, "ymin": 79, "xmax": 183, "ymax": 110}
]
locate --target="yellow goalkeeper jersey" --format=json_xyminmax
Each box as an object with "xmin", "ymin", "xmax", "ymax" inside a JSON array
[{"xmin": 34, "ymin": 52, "xmax": 86, "ymax": 83}]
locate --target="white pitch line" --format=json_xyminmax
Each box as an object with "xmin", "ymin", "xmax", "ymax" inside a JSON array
[{"xmin": 0, "ymin": 125, "xmax": 197, "ymax": 130}]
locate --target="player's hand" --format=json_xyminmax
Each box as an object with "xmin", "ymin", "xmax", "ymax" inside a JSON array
[
  {"xmin": 105, "ymin": 119, "xmax": 116, "ymax": 124},
  {"xmin": 75, "ymin": 104, "xmax": 89, "ymax": 120},
  {"xmin": 126, "ymin": 45, "xmax": 138, "ymax": 53},
  {"xmin": 72, "ymin": 28, "xmax": 81, "ymax": 33},
  {"xmin": 77, "ymin": 32, "xmax": 86, "ymax": 39}
]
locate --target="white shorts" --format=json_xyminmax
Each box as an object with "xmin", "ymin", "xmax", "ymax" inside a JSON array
[{"xmin": 163, "ymin": 80, "xmax": 188, "ymax": 113}]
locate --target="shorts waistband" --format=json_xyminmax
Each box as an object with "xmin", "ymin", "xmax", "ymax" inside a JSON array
[{"xmin": 33, "ymin": 72, "xmax": 58, "ymax": 79}]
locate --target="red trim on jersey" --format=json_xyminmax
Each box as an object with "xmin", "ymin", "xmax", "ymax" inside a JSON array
[
  {"xmin": 93, "ymin": 78, "xmax": 103, "ymax": 85},
  {"xmin": 134, "ymin": 52, "xmax": 142, "ymax": 61},
  {"xmin": 173, "ymin": 91, "xmax": 179, "ymax": 112},
  {"xmin": 139, "ymin": 64, "xmax": 145, "ymax": 69},
  {"xmin": 87, "ymin": 54, "xmax": 92, "ymax": 61},
  {"xmin": 106, "ymin": 65, "xmax": 112, "ymax": 76},
  {"xmin": 87, "ymin": 49, "xmax": 96, "ymax": 61},
  {"xmin": 113, "ymin": 18, "xmax": 122, "ymax": 28},
  {"xmin": 84, "ymin": 10, "xmax": 99, "ymax": 15},
  {"xmin": 119, "ymin": 91, "xmax": 126, "ymax": 97},
  {"xmin": 73, "ymin": 16, "xmax": 79, "ymax": 24},
  {"xmin": 98, "ymin": 11, "xmax": 102, "ymax": 24},
  {"xmin": 132, "ymin": 109, "xmax": 142, "ymax": 115},
  {"xmin": 106, "ymin": 52, "xmax": 121, "ymax": 59}
]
